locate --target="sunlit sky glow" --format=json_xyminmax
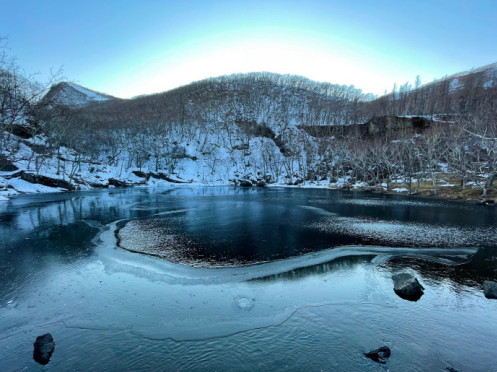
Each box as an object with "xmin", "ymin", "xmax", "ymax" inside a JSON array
[{"xmin": 2, "ymin": 0, "xmax": 496, "ymax": 98}]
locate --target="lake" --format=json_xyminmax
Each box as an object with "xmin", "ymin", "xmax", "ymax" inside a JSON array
[{"xmin": 1, "ymin": 186, "xmax": 496, "ymax": 371}]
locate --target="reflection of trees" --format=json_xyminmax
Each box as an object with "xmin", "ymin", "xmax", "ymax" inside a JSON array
[
  {"xmin": 0, "ymin": 221, "xmax": 97, "ymax": 306},
  {"xmin": 379, "ymin": 247, "xmax": 497, "ymax": 289},
  {"xmin": 249, "ymin": 255, "xmax": 376, "ymax": 283}
]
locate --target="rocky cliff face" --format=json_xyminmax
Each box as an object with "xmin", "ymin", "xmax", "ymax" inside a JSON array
[
  {"xmin": 367, "ymin": 116, "xmax": 431, "ymax": 135},
  {"xmin": 299, "ymin": 116, "xmax": 433, "ymax": 138}
]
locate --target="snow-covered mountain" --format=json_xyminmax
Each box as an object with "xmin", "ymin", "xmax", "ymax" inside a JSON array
[{"xmin": 43, "ymin": 82, "xmax": 118, "ymax": 108}]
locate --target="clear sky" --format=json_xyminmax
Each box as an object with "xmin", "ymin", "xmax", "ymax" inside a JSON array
[{"xmin": 1, "ymin": 0, "xmax": 496, "ymax": 98}]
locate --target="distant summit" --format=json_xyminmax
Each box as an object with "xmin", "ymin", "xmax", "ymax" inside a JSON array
[
  {"xmin": 419, "ymin": 62, "xmax": 497, "ymax": 93},
  {"xmin": 43, "ymin": 82, "xmax": 118, "ymax": 108}
]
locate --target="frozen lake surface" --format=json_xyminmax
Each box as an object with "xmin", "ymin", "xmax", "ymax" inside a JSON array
[{"xmin": 1, "ymin": 187, "xmax": 497, "ymax": 371}]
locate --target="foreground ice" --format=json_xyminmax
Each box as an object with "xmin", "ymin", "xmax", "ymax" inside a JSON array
[{"xmin": 1, "ymin": 188, "xmax": 496, "ymax": 371}]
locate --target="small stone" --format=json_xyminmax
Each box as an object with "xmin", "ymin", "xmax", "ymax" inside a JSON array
[
  {"xmin": 33, "ymin": 333, "xmax": 55, "ymax": 365},
  {"xmin": 364, "ymin": 346, "xmax": 391, "ymax": 364},
  {"xmin": 483, "ymin": 281, "xmax": 497, "ymax": 299},
  {"xmin": 392, "ymin": 273, "xmax": 424, "ymax": 301}
]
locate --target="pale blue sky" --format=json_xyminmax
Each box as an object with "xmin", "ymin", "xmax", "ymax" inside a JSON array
[{"xmin": 1, "ymin": 0, "xmax": 496, "ymax": 98}]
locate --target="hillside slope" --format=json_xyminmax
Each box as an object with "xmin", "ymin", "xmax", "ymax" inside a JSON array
[{"xmin": 42, "ymin": 82, "xmax": 119, "ymax": 108}]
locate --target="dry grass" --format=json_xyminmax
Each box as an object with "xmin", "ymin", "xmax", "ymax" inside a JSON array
[{"xmin": 362, "ymin": 174, "xmax": 496, "ymax": 202}]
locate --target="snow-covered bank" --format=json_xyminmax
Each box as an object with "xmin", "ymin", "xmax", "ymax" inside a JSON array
[{"xmin": 1, "ymin": 128, "xmax": 496, "ymax": 203}]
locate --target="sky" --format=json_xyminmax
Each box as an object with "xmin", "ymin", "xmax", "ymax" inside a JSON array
[{"xmin": 1, "ymin": 0, "xmax": 496, "ymax": 98}]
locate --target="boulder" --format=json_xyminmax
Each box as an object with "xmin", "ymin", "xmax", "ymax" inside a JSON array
[
  {"xmin": 392, "ymin": 273, "xmax": 424, "ymax": 301},
  {"xmin": 364, "ymin": 346, "xmax": 390, "ymax": 364},
  {"xmin": 256, "ymin": 181, "xmax": 267, "ymax": 187},
  {"xmin": 239, "ymin": 179, "xmax": 252, "ymax": 187},
  {"xmin": 483, "ymin": 281, "xmax": 497, "ymax": 299},
  {"xmin": 33, "ymin": 333, "xmax": 55, "ymax": 365}
]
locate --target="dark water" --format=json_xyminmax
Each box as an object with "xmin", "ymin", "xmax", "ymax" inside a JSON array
[{"xmin": 1, "ymin": 186, "xmax": 497, "ymax": 371}]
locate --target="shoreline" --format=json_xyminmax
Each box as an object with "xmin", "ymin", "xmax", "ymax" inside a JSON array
[{"xmin": 1, "ymin": 174, "xmax": 496, "ymax": 205}]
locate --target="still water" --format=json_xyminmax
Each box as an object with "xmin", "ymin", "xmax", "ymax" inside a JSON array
[{"xmin": 0, "ymin": 186, "xmax": 496, "ymax": 371}]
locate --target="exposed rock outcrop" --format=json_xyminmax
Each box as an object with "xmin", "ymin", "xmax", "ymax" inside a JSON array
[
  {"xmin": 6, "ymin": 124, "xmax": 37, "ymax": 139},
  {"xmin": 239, "ymin": 179, "xmax": 252, "ymax": 187},
  {"xmin": 299, "ymin": 116, "xmax": 432, "ymax": 138},
  {"xmin": 108, "ymin": 178, "xmax": 129, "ymax": 188},
  {"xmin": 132, "ymin": 170, "xmax": 148, "ymax": 178},
  {"xmin": 366, "ymin": 116, "xmax": 431, "ymax": 135},
  {"xmin": 19, "ymin": 172, "xmax": 76, "ymax": 190},
  {"xmin": 0, "ymin": 155, "xmax": 18, "ymax": 171},
  {"xmin": 235, "ymin": 120, "xmax": 292, "ymax": 157}
]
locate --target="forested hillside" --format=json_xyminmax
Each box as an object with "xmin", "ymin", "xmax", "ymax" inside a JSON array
[{"xmin": 1, "ymin": 58, "xmax": 496, "ymax": 200}]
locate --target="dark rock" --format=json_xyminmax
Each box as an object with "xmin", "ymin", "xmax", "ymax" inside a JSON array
[
  {"xmin": 0, "ymin": 155, "xmax": 18, "ymax": 171},
  {"xmin": 149, "ymin": 172, "xmax": 167, "ymax": 180},
  {"xmin": 256, "ymin": 181, "xmax": 266, "ymax": 187},
  {"xmin": 239, "ymin": 179, "xmax": 252, "ymax": 187},
  {"xmin": 108, "ymin": 178, "xmax": 128, "ymax": 187},
  {"xmin": 33, "ymin": 333, "xmax": 55, "ymax": 365},
  {"xmin": 293, "ymin": 178, "xmax": 303, "ymax": 186},
  {"xmin": 232, "ymin": 143, "xmax": 250, "ymax": 151},
  {"xmin": 392, "ymin": 273, "xmax": 424, "ymax": 301},
  {"xmin": 483, "ymin": 281, "xmax": 497, "ymax": 299},
  {"xmin": 88, "ymin": 182, "xmax": 108, "ymax": 188},
  {"xmin": 364, "ymin": 346, "xmax": 390, "ymax": 364},
  {"xmin": 299, "ymin": 116, "xmax": 431, "ymax": 138},
  {"xmin": 149, "ymin": 172, "xmax": 189, "ymax": 183},
  {"xmin": 476, "ymin": 200, "xmax": 487, "ymax": 206},
  {"xmin": 7, "ymin": 124, "xmax": 36, "ymax": 139},
  {"xmin": 20, "ymin": 172, "xmax": 76, "ymax": 190},
  {"xmin": 446, "ymin": 367, "xmax": 460, "ymax": 372},
  {"xmin": 171, "ymin": 146, "xmax": 187, "ymax": 159},
  {"xmin": 164, "ymin": 175, "xmax": 190, "ymax": 184},
  {"xmin": 132, "ymin": 170, "xmax": 148, "ymax": 178},
  {"xmin": 364, "ymin": 187, "xmax": 375, "ymax": 193}
]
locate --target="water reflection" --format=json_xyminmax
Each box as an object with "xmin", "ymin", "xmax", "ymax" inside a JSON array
[
  {"xmin": 250, "ymin": 255, "xmax": 376, "ymax": 282},
  {"xmin": 0, "ymin": 222, "xmax": 98, "ymax": 306},
  {"xmin": 380, "ymin": 246, "xmax": 497, "ymax": 289}
]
